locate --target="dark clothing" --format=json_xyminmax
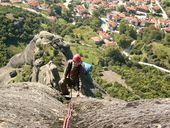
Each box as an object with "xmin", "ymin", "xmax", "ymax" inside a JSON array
[{"xmin": 59, "ymin": 59, "xmax": 85, "ymax": 95}]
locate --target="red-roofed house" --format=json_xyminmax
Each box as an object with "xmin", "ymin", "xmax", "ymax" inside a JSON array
[
  {"xmin": 90, "ymin": 0, "xmax": 102, "ymax": 4},
  {"xmin": 125, "ymin": 17, "xmax": 140, "ymax": 26},
  {"xmin": 91, "ymin": 36, "xmax": 103, "ymax": 45},
  {"xmin": 152, "ymin": 5, "xmax": 161, "ymax": 12},
  {"xmin": 157, "ymin": 19, "xmax": 170, "ymax": 28},
  {"xmin": 103, "ymin": 39, "xmax": 117, "ymax": 47},
  {"xmin": 125, "ymin": 6, "xmax": 136, "ymax": 14},
  {"xmin": 118, "ymin": 13, "xmax": 126, "ymax": 18},
  {"xmin": 133, "ymin": 0, "xmax": 149, "ymax": 5},
  {"xmin": 28, "ymin": 0, "xmax": 39, "ymax": 9},
  {"xmin": 40, "ymin": 3, "xmax": 49, "ymax": 10},
  {"xmin": 108, "ymin": 20, "xmax": 117, "ymax": 30},
  {"xmin": 98, "ymin": 31, "xmax": 110, "ymax": 40},
  {"xmin": 136, "ymin": 5, "xmax": 149, "ymax": 12},
  {"xmin": 75, "ymin": 5, "xmax": 86, "ymax": 17},
  {"xmin": 47, "ymin": 16, "xmax": 56, "ymax": 22},
  {"xmin": 0, "ymin": 0, "xmax": 10, "ymax": 2},
  {"xmin": 163, "ymin": 28, "xmax": 170, "ymax": 33}
]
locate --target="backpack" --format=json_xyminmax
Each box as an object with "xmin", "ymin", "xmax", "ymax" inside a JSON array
[{"xmin": 83, "ymin": 62, "xmax": 92, "ymax": 75}]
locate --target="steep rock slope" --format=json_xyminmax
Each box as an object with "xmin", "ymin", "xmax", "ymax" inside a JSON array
[
  {"xmin": 73, "ymin": 98, "xmax": 170, "ymax": 128},
  {"xmin": 0, "ymin": 82, "xmax": 66, "ymax": 128}
]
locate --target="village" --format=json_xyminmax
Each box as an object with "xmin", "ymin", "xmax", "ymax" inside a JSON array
[{"xmin": 0, "ymin": 0, "xmax": 170, "ymax": 47}]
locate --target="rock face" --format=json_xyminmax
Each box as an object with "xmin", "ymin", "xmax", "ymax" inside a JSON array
[
  {"xmin": 0, "ymin": 31, "xmax": 73, "ymax": 87},
  {"xmin": 73, "ymin": 98, "xmax": 170, "ymax": 128},
  {"xmin": 0, "ymin": 82, "xmax": 170, "ymax": 128},
  {"xmin": 0, "ymin": 82, "xmax": 66, "ymax": 128},
  {"xmin": 37, "ymin": 61, "xmax": 60, "ymax": 88},
  {"xmin": 7, "ymin": 31, "xmax": 72, "ymax": 68}
]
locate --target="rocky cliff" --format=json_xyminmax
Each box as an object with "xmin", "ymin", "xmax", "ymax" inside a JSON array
[
  {"xmin": 0, "ymin": 82, "xmax": 170, "ymax": 128},
  {"xmin": 0, "ymin": 31, "xmax": 73, "ymax": 87}
]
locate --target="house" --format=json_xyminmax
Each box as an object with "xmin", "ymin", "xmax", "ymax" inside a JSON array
[
  {"xmin": 118, "ymin": 13, "xmax": 126, "ymax": 18},
  {"xmin": 107, "ymin": 12, "xmax": 117, "ymax": 21},
  {"xmin": 75, "ymin": 5, "xmax": 86, "ymax": 17},
  {"xmin": 163, "ymin": 28, "xmax": 170, "ymax": 33},
  {"xmin": 125, "ymin": 6, "xmax": 136, "ymax": 14},
  {"xmin": 98, "ymin": 31, "xmax": 110, "ymax": 40},
  {"xmin": 0, "ymin": 0, "xmax": 10, "ymax": 3},
  {"xmin": 157, "ymin": 19, "xmax": 170, "ymax": 28},
  {"xmin": 28, "ymin": 0, "xmax": 39, "ymax": 9},
  {"xmin": 139, "ymin": 19, "xmax": 147, "ymax": 27},
  {"xmin": 91, "ymin": 36, "xmax": 103, "ymax": 45},
  {"xmin": 152, "ymin": 5, "xmax": 161, "ymax": 13},
  {"xmin": 145, "ymin": 18, "xmax": 157, "ymax": 27},
  {"xmin": 125, "ymin": 17, "xmax": 140, "ymax": 27},
  {"xmin": 133, "ymin": 0, "xmax": 148, "ymax": 6},
  {"xmin": 47, "ymin": 16, "xmax": 56, "ymax": 22},
  {"xmin": 126, "ymin": 1, "xmax": 135, "ymax": 6},
  {"xmin": 57, "ymin": 3, "xmax": 66, "ymax": 10},
  {"xmin": 136, "ymin": 5, "xmax": 149, "ymax": 13},
  {"xmin": 102, "ymin": 39, "xmax": 117, "ymax": 47},
  {"xmin": 88, "ymin": 0, "xmax": 102, "ymax": 4},
  {"xmin": 107, "ymin": 1, "xmax": 118, "ymax": 10},
  {"xmin": 39, "ymin": 3, "xmax": 49, "ymax": 10},
  {"xmin": 10, "ymin": 0, "xmax": 22, "ymax": 3},
  {"xmin": 88, "ymin": 4, "xmax": 98, "ymax": 14},
  {"xmin": 108, "ymin": 20, "xmax": 117, "ymax": 31}
]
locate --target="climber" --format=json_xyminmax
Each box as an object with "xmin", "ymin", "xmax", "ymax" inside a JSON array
[{"xmin": 58, "ymin": 54, "xmax": 86, "ymax": 97}]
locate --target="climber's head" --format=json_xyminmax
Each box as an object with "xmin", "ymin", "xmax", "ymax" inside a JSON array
[{"xmin": 73, "ymin": 54, "xmax": 81, "ymax": 66}]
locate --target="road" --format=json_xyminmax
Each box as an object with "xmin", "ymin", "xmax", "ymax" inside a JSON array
[
  {"xmin": 122, "ymin": 48, "xmax": 170, "ymax": 74},
  {"xmin": 0, "ymin": 3, "xmax": 48, "ymax": 19},
  {"xmin": 155, "ymin": 0, "xmax": 169, "ymax": 19},
  {"xmin": 138, "ymin": 62, "xmax": 170, "ymax": 73}
]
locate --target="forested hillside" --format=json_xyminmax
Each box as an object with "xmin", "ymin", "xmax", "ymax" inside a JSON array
[{"xmin": 129, "ymin": 25, "xmax": 170, "ymax": 69}]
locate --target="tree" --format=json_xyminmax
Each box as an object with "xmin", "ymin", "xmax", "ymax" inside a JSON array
[
  {"xmin": 50, "ymin": 5, "xmax": 62, "ymax": 16},
  {"xmin": 87, "ymin": 16, "xmax": 101, "ymax": 31},
  {"xmin": 0, "ymin": 42, "xmax": 8, "ymax": 67},
  {"xmin": 163, "ymin": 33, "xmax": 170, "ymax": 46},
  {"xmin": 60, "ymin": 24, "xmax": 75, "ymax": 37},
  {"xmin": 116, "ymin": 5, "xmax": 126, "ymax": 12},
  {"xmin": 103, "ymin": 47, "xmax": 126, "ymax": 65},
  {"xmin": 142, "ymin": 26, "xmax": 165, "ymax": 42},
  {"xmin": 125, "ymin": 26, "xmax": 137, "ymax": 39},
  {"xmin": 116, "ymin": 34, "xmax": 133, "ymax": 49},
  {"xmin": 62, "ymin": 9, "xmax": 74, "ymax": 22},
  {"xmin": 119, "ymin": 20, "xmax": 127, "ymax": 34}
]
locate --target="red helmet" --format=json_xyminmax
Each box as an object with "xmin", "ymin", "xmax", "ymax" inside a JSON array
[{"xmin": 73, "ymin": 54, "xmax": 81, "ymax": 62}]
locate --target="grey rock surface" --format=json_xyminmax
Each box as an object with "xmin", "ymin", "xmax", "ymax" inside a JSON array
[
  {"xmin": 7, "ymin": 31, "xmax": 73, "ymax": 68},
  {"xmin": 73, "ymin": 98, "xmax": 170, "ymax": 128},
  {"xmin": 37, "ymin": 61, "xmax": 60, "ymax": 88},
  {"xmin": 0, "ymin": 82, "xmax": 170, "ymax": 128},
  {"xmin": 0, "ymin": 82, "xmax": 66, "ymax": 128}
]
